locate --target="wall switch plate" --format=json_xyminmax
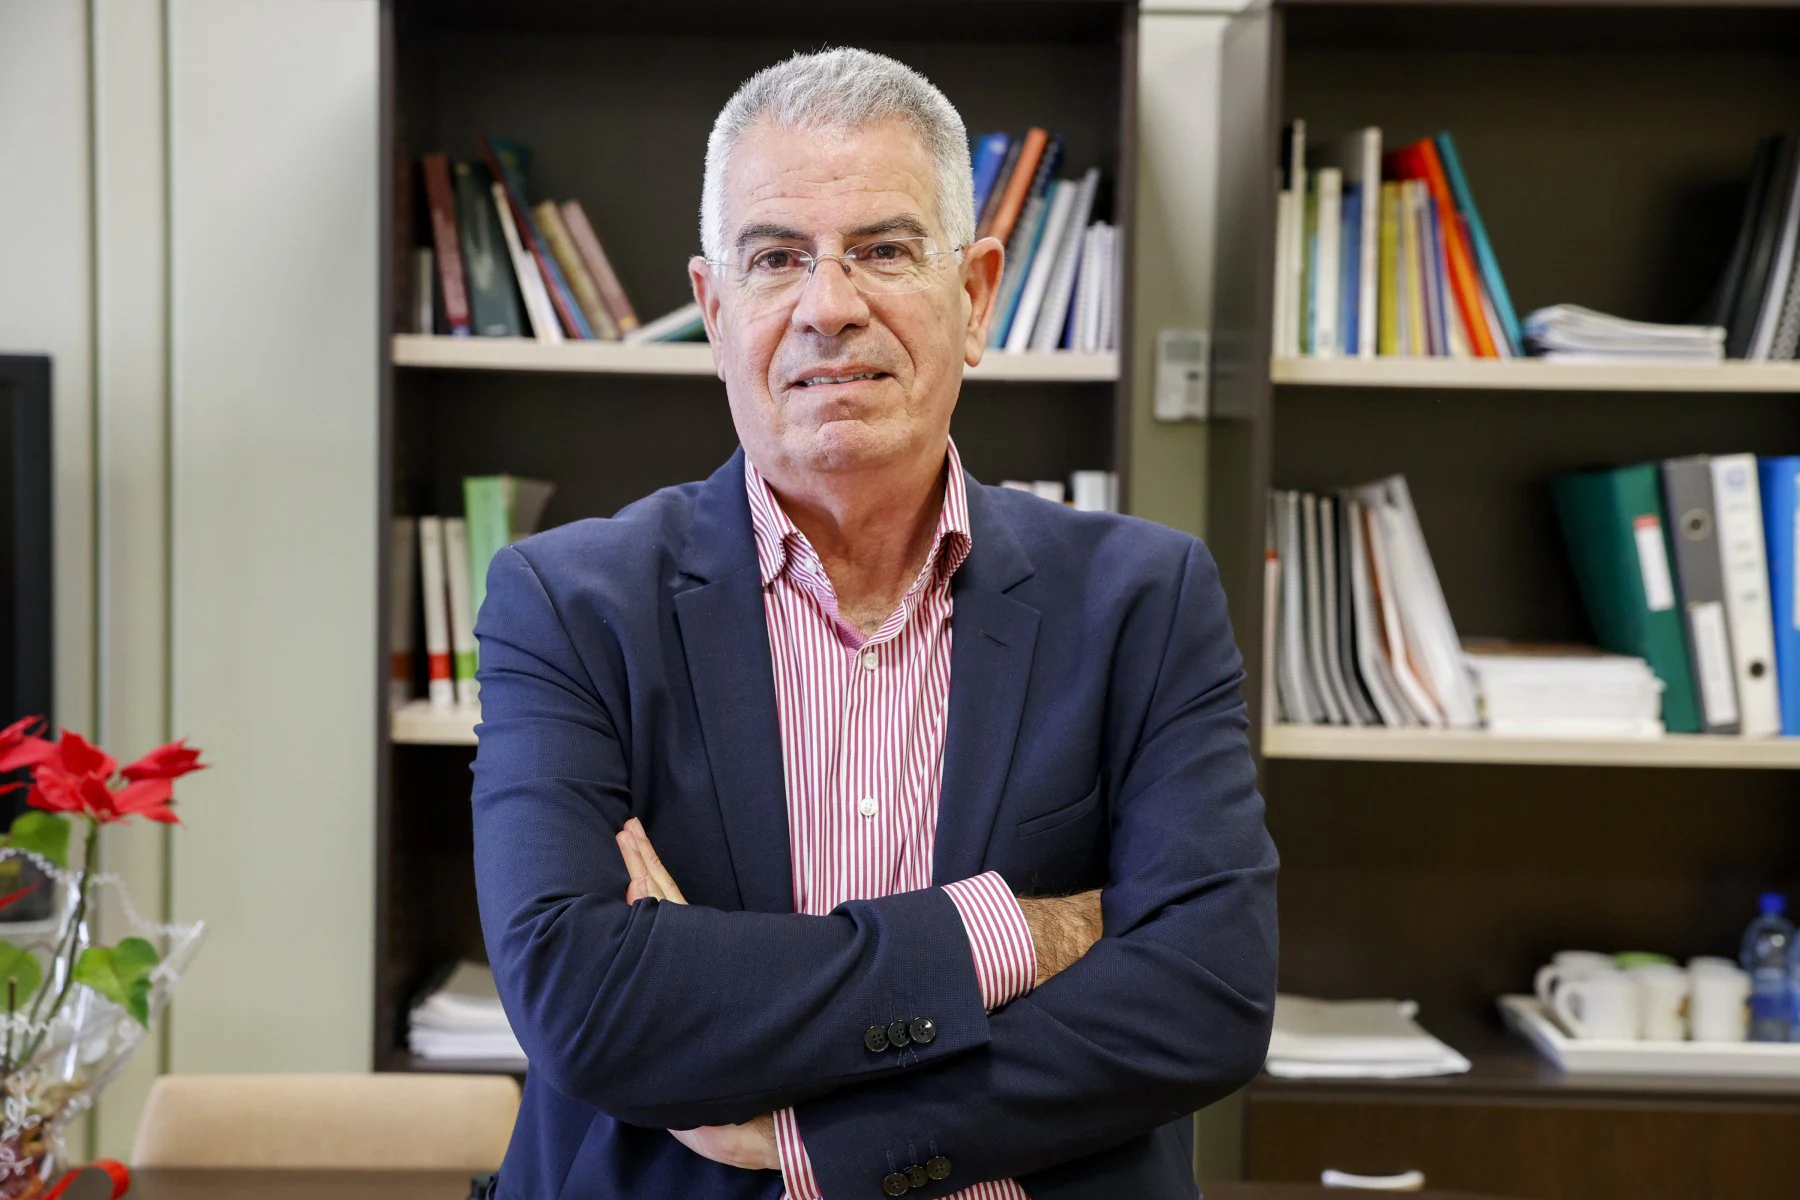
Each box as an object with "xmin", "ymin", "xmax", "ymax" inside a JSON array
[{"xmin": 1154, "ymin": 329, "xmax": 1210, "ymax": 422}]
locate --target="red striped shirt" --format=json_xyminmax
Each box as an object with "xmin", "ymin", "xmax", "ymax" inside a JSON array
[{"xmin": 745, "ymin": 444, "xmax": 1034, "ymax": 1200}]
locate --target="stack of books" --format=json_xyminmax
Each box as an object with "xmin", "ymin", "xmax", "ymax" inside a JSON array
[
  {"xmin": 414, "ymin": 136, "xmax": 696, "ymax": 345},
  {"xmin": 1712, "ymin": 133, "xmax": 1800, "ymax": 361},
  {"xmin": 1463, "ymin": 642, "xmax": 1666, "ymax": 739},
  {"xmin": 1522, "ymin": 305, "xmax": 1725, "ymax": 364},
  {"xmin": 973, "ymin": 130, "xmax": 1120, "ymax": 355},
  {"xmin": 391, "ymin": 476, "xmax": 555, "ymax": 714},
  {"xmin": 1265, "ymin": 476, "xmax": 1481, "ymax": 730},
  {"xmin": 408, "ymin": 961, "xmax": 526, "ymax": 1068},
  {"xmin": 1553, "ymin": 454, "xmax": 1800, "ymax": 737},
  {"xmin": 1272, "ymin": 124, "xmax": 1521, "ymax": 361}
]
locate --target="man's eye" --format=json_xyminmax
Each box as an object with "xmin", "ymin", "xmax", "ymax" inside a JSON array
[
  {"xmin": 749, "ymin": 249, "xmax": 803, "ymax": 273},
  {"xmin": 858, "ymin": 241, "xmax": 912, "ymax": 263}
]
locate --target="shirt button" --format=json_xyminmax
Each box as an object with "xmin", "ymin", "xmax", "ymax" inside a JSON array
[
  {"xmin": 926, "ymin": 1156, "xmax": 952, "ymax": 1182},
  {"xmin": 909, "ymin": 1017, "xmax": 937, "ymax": 1045},
  {"xmin": 861, "ymin": 650, "xmax": 878, "ymax": 671},
  {"xmin": 882, "ymin": 1173, "xmax": 910, "ymax": 1197},
  {"xmin": 859, "ymin": 797, "xmax": 878, "ymax": 818},
  {"xmin": 904, "ymin": 1164, "xmax": 928, "ymax": 1189},
  {"xmin": 864, "ymin": 1025, "xmax": 890, "ymax": 1053},
  {"xmin": 887, "ymin": 1018, "xmax": 913, "ymax": 1048}
]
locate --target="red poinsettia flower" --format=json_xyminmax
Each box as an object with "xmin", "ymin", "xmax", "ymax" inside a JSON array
[
  {"xmin": 0, "ymin": 716, "xmax": 57, "ymax": 774},
  {"xmin": 52, "ymin": 731, "xmax": 117, "ymax": 783},
  {"xmin": 112, "ymin": 778, "xmax": 179, "ymax": 824},
  {"xmin": 120, "ymin": 739, "xmax": 206, "ymax": 783}
]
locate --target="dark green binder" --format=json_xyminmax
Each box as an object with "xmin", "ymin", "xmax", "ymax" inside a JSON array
[
  {"xmin": 1551, "ymin": 464, "xmax": 1702, "ymax": 734},
  {"xmin": 453, "ymin": 161, "xmax": 523, "ymax": 337}
]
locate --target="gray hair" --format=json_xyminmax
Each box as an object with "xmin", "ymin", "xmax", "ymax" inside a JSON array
[{"xmin": 700, "ymin": 48, "xmax": 975, "ymax": 263}]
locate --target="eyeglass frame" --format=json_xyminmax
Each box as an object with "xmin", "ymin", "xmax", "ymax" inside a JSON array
[{"xmin": 701, "ymin": 235, "xmax": 972, "ymax": 301}]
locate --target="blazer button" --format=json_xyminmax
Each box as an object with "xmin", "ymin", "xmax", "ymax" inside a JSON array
[
  {"xmin": 886, "ymin": 1019, "xmax": 912, "ymax": 1048},
  {"xmin": 909, "ymin": 1017, "xmax": 937, "ymax": 1045},
  {"xmin": 926, "ymin": 1156, "xmax": 952, "ymax": 1181},
  {"xmin": 864, "ymin": 1025, "xmax": 890, "ymax": 1053},
  {"xmin": 904, "ymin": 1164, "xmax": 928, "ymax": 1188},
  {"xmin": 882, "ymin": 1171, "xmax": 911, "ymax": 1196}
]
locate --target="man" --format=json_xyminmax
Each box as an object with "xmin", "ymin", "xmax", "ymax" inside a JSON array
[{"xmin": 471, "ymin": 48, "xmax": 1277, "ymax": 1200}]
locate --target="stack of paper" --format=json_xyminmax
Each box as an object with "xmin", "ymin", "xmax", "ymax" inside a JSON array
[
  {"xmin": 1523, "ymin": 305, "xmax": 1726, "ymax": 363},
  {"xmin": 1265, "ymin": 996, "xmax": 1471, "ymax": 1079},
  {"xmin": 1464, "ymin": 641, "xmax": 1666, "ymax": 738},
  {"xmin": 408, "ymin": 961, "xmax": 527, "ymax": 1066}
]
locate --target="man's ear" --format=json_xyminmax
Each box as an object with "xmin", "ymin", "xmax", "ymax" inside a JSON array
[
  {"xmin": 688, "ymin": 256, "xmax": 728, "ymax": 381},
  {"xmin": 960, "ymin": 236, "xmax": 1005, "ymax": 367}
]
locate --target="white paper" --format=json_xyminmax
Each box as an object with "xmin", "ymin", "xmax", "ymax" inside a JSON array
[
  {"xmin": 1690, "ymin": 600, "xmax": 1740, "ymax": 727},
  {"xmin": 1634, "ymin": 516, "xmax": 1676, "ymax": 612}
]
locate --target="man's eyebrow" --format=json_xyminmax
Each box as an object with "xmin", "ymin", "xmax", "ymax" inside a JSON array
[
  {"xmin": 734, "ymin": 222, "xmax": 809, "ymax": 250},
  {"xmin": 848, "ymin": 215, "xmax": 931, "ymax": 240},
  {"xmin": 732, "ymin": 215, "xmax": 933, "ymax": 251}
]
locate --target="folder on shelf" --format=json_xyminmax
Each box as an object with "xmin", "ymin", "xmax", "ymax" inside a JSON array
[
  {"xmin": 1301, "ymin": 493, "xmax": 1346, "ymax": 724},
  {"xmin": 1275, "ymin": 491, "xmax": 1323, "ymax": 724},
  {"xmin": 442, "ymin": 517, "xmax": 480, "ymax": 709},
  {"xmin": 1660, "ymin": 456, "xmax": 1742, "ymax": 733},
  {"xmin": 417, "ymin": 515, "xmax": 456, "ymax": 711},
  {"xmin": 1550, "ymin": 465, "xmax": 1702, "ymax": 734},
  {"xmin": 1710, "ymin": 454, "xmax": 1782, "ymax": 736},
  {"xmin": 1761, "ymin": 456, "xmax": 1800, "ymax": 735},
  {"xmin": 453, "ymin": 161, "xmax": 524, "ymax": 338}
]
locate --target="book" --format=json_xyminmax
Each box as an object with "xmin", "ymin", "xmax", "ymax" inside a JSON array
[
  {"xmin": 389, "ymin": 517, "xmax": 416, "ymax": 708},
  {"xmin": 1359, "ymin": 494, "xmax": 1442, "ymax": 725},
  {"xmin": 1275, "ymin": 491, "xmax": 1323, "ymax": 723},
  {"xmin": 1550, "ymin": 465, "xmax": 1702, "ymax": 734},
  {"xmin": 534, "ymin": 200, "xmax": 619, "ymax": 340},
  {"xmin": 1709, "ymin": 454, "xmax": 1782, "ymax": 736},
  {"xmin": 1333, "ymin": 496, "xmax": 1381, "ymax": 724},
  {"xmin": 975, "ymin": 138, "xmax": 1023, "ymax": 239},
  {"xmin": 417, "ymin": 515, "xmax": 456, "ymax": 711},
  {"xmin": 1729, "ymin": 134, "xmax": 1797, "ymax": 359},
  {"xmin": 479, "ymin": 135, "xmax": 596, "ymax": 340},
  {"xmin": 1435, "ymin": 132, "xmax": 1522, "ymax": 356},
  {"xmin": 492, "ymin": 182, "xmax": 561, "ymax": 344},
  {"xmin": 1412, "ymin": 183, "xmax": 1448, "ymax": 356},
  {"xmin": 1273, "ymin": 190, "xmax": 1299, "ymax": 358},
  {"xmin": 1031, "ymin": 168, "xmax": 1100, "ymax": 351},
  {"xmin": 1392, "ymin": 139, "xmax": 1499, "ymax": 358},
  {"xmin": 1301, "ymin": 172, "xmax": 1318, "ymax": 356},
  {"xmin": 560, "ymin": 200, "xmax": 640, "ymax": 334},
  {"xmin": 1073, "ymin": 223, "xmax": 1105, "ymax": 354},
  {"xmin": 1659, "ymin": 455, "xmax": 1741, "ymax": 733},
  {"xmin": 1007, "ymin": 180, "xmax": 1076, "ymax": 353},
  {"xmin": 462, "ymin": 475, "xmax": 557, "ymax": 634},
  {"xmin": 1312, "ymin": 167, "xmax": 1342, "ymax": 358},
  {"xmin": 1748, "ymin": 138, "xmax": 1800, "ymax": 360},
  {"xmin": 1710, "ymin": 137, "xmax": 1780, "ymax": 332},
  {"xmin": 1377, "ymin": 182, "xmax": 1401, "ymax": 357},
  {"xmin": 1281, "ymin": 121, "xmax": 1308, "ymax": 357},
  {"xmin": 411, "ymin": 248, "xmax": 435, "ymax": 335},
  {"xmin": 421, "ymin": 153, "xmax": 472, "ymax": 337},
  {"xmin": 1339, "ymin": 185, "xmax": 1363, "ymax": 360},
  {"xmin": 985, "ymin": 127, "xmax": 1049, "ymax": 247},
  {"xmin": 1399, "ymin": 181, "xmax": 1428, "ymax": 356},
  {"xmin": 1318, "ymin": 495, "xmax": 1373, "ymax": 723},
  {"xmin": 970, "ymin": 132, "xmax": 1012, "ymax": 223},
  {"xmin": 1333, "ymin": 128, "xmax": 1382, "ymax": 359},
  {"xmin": 441, "ymin": 516, "xmax": 480, "ymax": 708},
  {"xmin": 1759, "ymin": 456, "xmax": 1800, "ymax": 735},
  {"xmin": 1343, "ymin": 495, "xmax": 1413, "ymax": 726},
  {"xmin": 623, "ymin": 301, "xmax": 705, "ymax": 344},
  {"xmin": 1301, "ymin": 493, "xmax": 1347, "ymax": 724},
  {"xmin": 990, "ymin": 188, "xmax": 1049, "ymax": 347},
  {"xmin": 453, "ymin": 161, "xmax": 524, "ymax": 338},
  {"xmin": 1095, "ymin": 225, "xmax": 1119, "ymax": 352}
]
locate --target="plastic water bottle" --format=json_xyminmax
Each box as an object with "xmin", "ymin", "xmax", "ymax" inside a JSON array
[
  {"xmin": 1790, "ymin": 923, "xmax": 1800, "ymax": 1044},
  {"xmin": 1741, "ymin": 892, "xmax": 1793, "ymax": 1042}
]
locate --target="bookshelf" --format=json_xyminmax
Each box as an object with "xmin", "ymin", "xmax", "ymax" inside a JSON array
[
  {"xmin": 393, "ymin": 333, "xmax": 1121, "ymax": 381},
  {"xmin": 376, "ymin": 0, "xmax": 1139, "ymax": 1082},
  {"xmin": 1211, "ymin": 2, "xmax": 1800, "ymax": 1195}
]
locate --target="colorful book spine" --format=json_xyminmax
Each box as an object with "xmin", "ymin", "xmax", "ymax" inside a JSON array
[
  {"xmin": 1761, "ymin": 456, "xmax": 1800, "ymax": 735},
  {"xmin": 478, "ymin": 135, "xmax": 596, "ymax": 340},
  {"xmin": 1340, "ymin": 184, "xmax": 1363, "ymax": 358},
  {"xmin": 535, "ymin": 200, "xmax": 619, "ymax": 339},
  {"xmin": 453, "ymin": 161, "xmax": 524, "ymax": 337},
  {"xmin": 1406, "ymin": 139, "xmax": 1499, "ymax": 357},
  {"xmin": 1400, "ymin": 182, "xmax": 1427, "ymax": 355},
  {"xmin": 389, "ymin": 516, "xmax": 416, "ymax": 708},
  {"xmin": 421, "ymin": 154, "xmax": 472, "ymax": 337},
  {"xmin": 970, "ymin": 132, "xmax": 1012, "ymax": 222},
  {"xmin": 976, "ymin": 139, "xmax": 1023, "ymax": 238},
  {"xmin": 493, "ymin": 182, "xmax": 561, "ymax": 343},
  {"xmin": 1378, "ymin": 182, "xmax": 1401, "ymax": 356},
  {"xmin": 1435, "ymin": 132, "xmax": 1522, "ymax": 355},
  {"xmin": 441, "ymin": 516, "xmax": 480, "ymax": 708},
  {"xmin": 985, "ymin": 127, "xmax": 1049, "ymax": 247},
  {"xmin": 560, "ymin": 200, "xmax": 640, "ymax": 334},
  {"xmin": 417, "ymin": 515, "xmax": 456, "ymax": 711}
]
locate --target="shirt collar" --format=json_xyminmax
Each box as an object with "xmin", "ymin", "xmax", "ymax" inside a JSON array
[{"xmin": 744, "ymin": 439, "xmax": 973, "ymax": 592}]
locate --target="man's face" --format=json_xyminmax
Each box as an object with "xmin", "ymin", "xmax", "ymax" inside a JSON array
[{"xmin": 689, "ymin": 118, "xmax": 1002, "ymax": 482}]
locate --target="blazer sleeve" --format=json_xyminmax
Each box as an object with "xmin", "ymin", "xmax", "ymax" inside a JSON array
[
  {"xmin": 470, "ymin": 545, "xmax": 993, "ymax": 1130},
  {"xmin": 791, "ymin": 538, "xmax": 1280, "ymax": 1197}
]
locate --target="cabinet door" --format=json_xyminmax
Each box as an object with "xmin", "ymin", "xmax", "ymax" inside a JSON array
[{"xmin": 1247, "ymin": 1093, "xmax": 1800, "ymax": 1200}]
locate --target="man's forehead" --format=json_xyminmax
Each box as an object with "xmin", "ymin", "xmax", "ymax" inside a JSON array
[{"xmin": 725, "ymin": 118, "xmax": 938, "ymax": 233}]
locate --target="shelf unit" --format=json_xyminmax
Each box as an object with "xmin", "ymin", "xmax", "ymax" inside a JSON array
[
  {"xmin": 376, "ymin": 0, "xmax": 1140, "ymax": 1078},
  {"xmin": 394, "ymin": 333, "xmax": 1121, "ymax": 382},
  {"xmin": 1211, "ymin": 3, "xmax": 1800, "ymax": 1195}
]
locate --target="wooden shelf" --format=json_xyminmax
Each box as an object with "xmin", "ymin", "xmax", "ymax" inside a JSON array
[
  {"xmin": 1270, "ymin": 356, "xmax": 1800, "ymax": 393},
  {"xmin": 1261, "ymin": 724, "xmax": 1800, "ymax": 770},
  {"xmin": 391, "ymin": 700, "xmax": 478, "ymax": 746},
  {"xmin": 393, "ymin": 334, "xmax": 1119, "ymax": 383}
]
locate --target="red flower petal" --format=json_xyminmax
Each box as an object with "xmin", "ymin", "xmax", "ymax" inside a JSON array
[
  {"xmin": 0, "ymin": 735, "xmax": 57, "ymax": 774},
  {"xmin": 77, "ymin": 775, "xmax": 119, "ymax": 820},
  {"xmin": 120, "ymin": 739, "xmax": 206, "ymax": 783},
  {"xmin": 56, "ymin": 732, "xmax": 117, "ymax": 783},
  {"xmin": 27, "ymin": 778, "xmax": 80, "ymax": 814},
  {"xmin": 113, "ymin": 778, "xmax": 173, "ymax": 818}
]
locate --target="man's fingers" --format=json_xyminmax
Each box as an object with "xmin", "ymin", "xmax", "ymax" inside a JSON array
[
  {"xmin": 616, "ymin": 828, "xmax": 664, "ymax": 902},
  {"xmin": 628, "ymin": 819, "xmax": 688, "ymax": 905}
]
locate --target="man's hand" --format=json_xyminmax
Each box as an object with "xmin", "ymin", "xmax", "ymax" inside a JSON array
[
  {"xmin": 669, "ymin": 1114, "xmax": 780, "ymax": 1172},
  {"xmin": 617, "ymin": 819, "xmax": 780, "ymax": 1172},
  {"xmin": 1017, "ymin": 890, "xmax": 1103, "ymax": 989}
]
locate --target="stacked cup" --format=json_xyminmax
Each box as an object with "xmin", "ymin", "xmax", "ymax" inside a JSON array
[{"xmin": 1534, "ymin": 950, "xmax": 1751, "ymax": 1042}]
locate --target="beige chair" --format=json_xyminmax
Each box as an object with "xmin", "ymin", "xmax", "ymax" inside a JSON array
[{"xmin": 130, "ymin": 1073, "xmax": 521, "ymax": 1170}]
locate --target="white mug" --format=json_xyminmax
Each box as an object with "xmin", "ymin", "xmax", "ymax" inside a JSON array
[
  {"xmin": 1690, "ymin": 965, "xmax": 1751, "ymax": 1042},
  {"xmin": 1535, "ymin": 951, "xmax": 1618, "ymax": 1007},
  {"xmin": 1630, "ymin": 964, "xmax": 1691, "ymax": 1042},
  {"xmin": 1688, "ymin": 955, "xmax": 1739, "ymax": 976},
  {"xmin": 1551, "ymin": 973, "xmax": 1639, "ymax": 1040}
]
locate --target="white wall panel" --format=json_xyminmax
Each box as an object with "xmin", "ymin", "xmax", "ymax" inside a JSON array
[{"xmin": 167, "ymin": 0, "xmax": 379, "ymax": 1074}]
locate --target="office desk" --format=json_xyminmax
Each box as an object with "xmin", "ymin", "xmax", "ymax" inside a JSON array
[{"xmin": 125, "ymin": 1169, "xmax": 475, "ymax": 1198}]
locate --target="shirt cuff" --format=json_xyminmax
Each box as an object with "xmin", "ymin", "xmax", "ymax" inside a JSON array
[
  {"xmin": 942, "ymin": 871, "xmax": 1037, "ymax": 1011},
  {"xmin": 774, "ymin": 1107, "xmax": 823, "ymax": 1200}
]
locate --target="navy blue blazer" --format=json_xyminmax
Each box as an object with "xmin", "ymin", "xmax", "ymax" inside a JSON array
[{"xmin": 470, "ymin": 449, "xmax": 1278, "ymax": 1200}]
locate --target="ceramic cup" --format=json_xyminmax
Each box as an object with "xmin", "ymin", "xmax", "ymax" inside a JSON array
[
  {"xmin": 1629, "ymin": 963, "xmax": 1691, "ymax": 1042},
  {"xmin": 1534, "ymin": 950, "xmax": 1619, "ymax": 1007},
  {"xmin": 1550, "ymin": 972, "xmax": 1639, "ymax": 1040},
  {"xmin": 1690, "ymin": 964, "xmax": 1752, "ymax": 1043}
]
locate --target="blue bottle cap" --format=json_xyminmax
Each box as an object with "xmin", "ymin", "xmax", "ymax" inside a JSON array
[{"xmin": 1760, "ymin": 892, "xmax": 1787, "ymax": 916}]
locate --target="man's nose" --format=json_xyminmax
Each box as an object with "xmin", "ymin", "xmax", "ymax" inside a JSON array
[{"xmin": 789, "ymin": 256, "xmax": 870, "ymax": 337}]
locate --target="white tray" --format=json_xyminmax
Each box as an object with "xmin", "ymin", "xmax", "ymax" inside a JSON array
[{"xmin": 1499, "ymin": 994, "xmax": 1800, "ymax": 1078}]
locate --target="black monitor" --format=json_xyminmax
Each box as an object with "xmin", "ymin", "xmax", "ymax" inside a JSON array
[{"xmin": 0, "ymin": 355, "xmax": 53, "ymax": 736}]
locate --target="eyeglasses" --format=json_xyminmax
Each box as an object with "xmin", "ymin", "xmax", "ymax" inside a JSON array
[{"xmin": 708, "ymin": 237, "xmax": 965, "ymax": 303}]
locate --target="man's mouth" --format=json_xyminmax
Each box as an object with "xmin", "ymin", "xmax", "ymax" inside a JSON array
[{"xmin": 794, "ymin": 371, "xmax": 889, "ymax": 388}]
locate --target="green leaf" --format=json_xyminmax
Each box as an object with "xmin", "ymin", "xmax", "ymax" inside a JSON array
[
  {"xmin": 0, "ymin": 941, "xmax": 42, "ymax": 1007},
  {"xmin": 73, "ymin": 937, "xmax": 159, "ymax": 1027},
  {"xmin": 6, "ymin": 812, "xmax": 70, "ymax": 869}
]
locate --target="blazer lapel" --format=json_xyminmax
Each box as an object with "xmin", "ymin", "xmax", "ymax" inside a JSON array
[
  {"xmin": 934, "ymin": 479, "xmax": 1040, "ymax": 886},
  {"xmin": 672, "ymin": 450, "xmax": 794, "ymax": 914}
]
